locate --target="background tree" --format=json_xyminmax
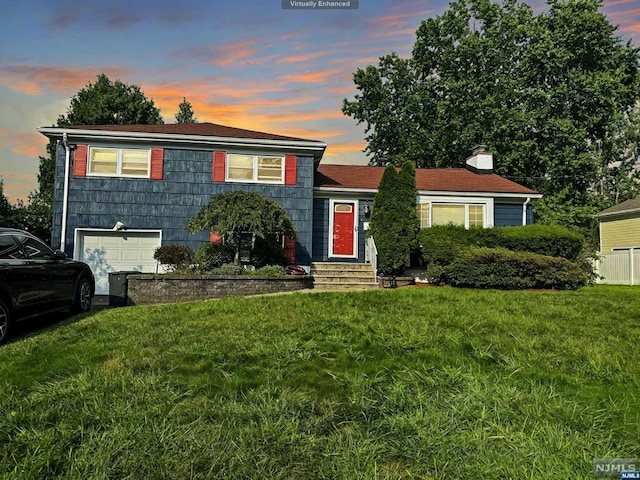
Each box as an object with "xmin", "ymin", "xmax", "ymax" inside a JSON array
[
  {"xmin": 343, "ymin": 0, "xmax": 640, "ymax": 231},
  {"xmin": 369, "ymin": 162, "xmax": 418, "ymax": 276},
  {"xmin": 175, "ymin": 97, "xmax": 198, "ymax": 123},
  {"xmin": 0, "ymin": 179, "xmax": 16, "ymax": 227},
  {"xmin": 187, "ymin": 191, "xmax": 296, "ymax": 265},
  {"xmin": 27, "ymin": 74, "xmax": 164, "ymax": 242}
]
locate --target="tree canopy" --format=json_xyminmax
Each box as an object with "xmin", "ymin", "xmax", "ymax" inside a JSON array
[
  {"xmin": 187, "ymin": 191, "xmax": 296, "ymax": 265},
  {"xmin": 343, "ymin": 0, "xmax": 640, "ymax": 230},
  {"xmin": 57, "ymin": 74, "xmax": 163, "ymax": 126},
  {"xmin": 175, "ymin": 97, "xmax": 198, "ymax": 123}
]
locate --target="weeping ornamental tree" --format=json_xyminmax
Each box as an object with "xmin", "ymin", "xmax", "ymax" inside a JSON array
[
  {"xmin": 187, "ymin": 191, "xmax": 296, "ymax": 265},
  {"xmin": 343, "ymin": 0, "xmax": 640, "ymax": 231},
  {"xmin": 369, "ymin": 162, "xmax": 419, "ymax": 276}
]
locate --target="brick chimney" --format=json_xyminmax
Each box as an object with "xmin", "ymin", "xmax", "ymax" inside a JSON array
[{"xmin": 465, "ymin": 145, "xmax": 493, "ymax": 174}]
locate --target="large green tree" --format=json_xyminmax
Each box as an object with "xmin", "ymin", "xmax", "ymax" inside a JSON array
[
  {"xmin": 0, "ymin": 179, "xmax": 15, "ymax": 226},
  {"xmin": 30, "ymin": 74, "xmax": 164, "ymax": 241},
  {"xmin": 343, "ymin": 0, "xmax": 640, "ymax": 230},
  {"xmin": 188, "ymin": 191, "xmax": 296, "ymax": 265}
]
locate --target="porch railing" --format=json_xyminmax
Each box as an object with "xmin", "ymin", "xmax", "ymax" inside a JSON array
[{"xmin": 365, "ymin": 235, "xmax": 378, "ymax": 282}]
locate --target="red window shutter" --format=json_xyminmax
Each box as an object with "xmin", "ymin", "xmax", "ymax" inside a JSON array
[
  {"xmin": 150, "ymin": 148, "xmax": 163, "ymax": 180},
  {"xmin": 284, "ymin": 155, "xmax": 297, "ymax": 185},
  {"xmin": 213, "ymin": 151, "xmax": 226, "ymax": 182},
  {"xmin": 73, "ymin": 144, "xmax": 88, "ymax": 176},
  {"xmin": 210, "ymin": 231, "xmax": 223, "ymax": 245},
  {"xmin": 283, "ymin": 236, "xmax": 296, "ymax": 264}
]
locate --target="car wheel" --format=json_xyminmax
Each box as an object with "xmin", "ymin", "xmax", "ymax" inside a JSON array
[
  {"xmin": 72, "ymin": 277, "xmax": 92, "ymax": 313},
  {"xmin": 0, "ymin": 299, "xmax": 10, "ymax": 345}
]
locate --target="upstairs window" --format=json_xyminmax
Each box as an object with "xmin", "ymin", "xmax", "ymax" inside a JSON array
[
  {"xmin": 227, "ymin": 154, "xmax": 284, "ymax": 183},
  {"xmin": 88, "ymin": 147, "xmax": 150, "ymax": 177}
]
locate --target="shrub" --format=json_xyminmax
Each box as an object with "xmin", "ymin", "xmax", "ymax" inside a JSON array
[
  {"xmin": 419, "ymin": 224, "xmax": 584, "ymax": 267},
  {"xmin": 444, "ymin": 247, "xmax": 588, "ymax": 290},
  {"xmin": 419, "ymin": 225, "xmax": 487, "ymax": 266},
  {"xmin": 492, "ymin": 224, "xmax": 583, "ymax": 261},
  {"xmin": 153, "ymin": 244, "xmax": 194, "ymax": 271},
  {"xmin": 209, "ymin": 263, "xmax": 244, "ymax": 275},
  {"xmin": 251, "ymin": 236, "xmax": 288, "ymax": 268},
  {"xmin": 195, "ymin": 243, "xmax": 234, "ymax": 272},
  {"xmin": 249, "ymin": 265, "xmax": 286, "ymax": 277},
  {"xmin": 369, "ymin": 162, "xmax": 418, "ymax": 275}
]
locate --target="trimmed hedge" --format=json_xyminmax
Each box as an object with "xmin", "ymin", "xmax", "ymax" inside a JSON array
[
  {"xmin": 419, "ymin": 224, "xmax": 583, "ymax": 264},
  {"xmin": 444, "ymin": 247, "xmax": 588, "ymax": 290},
  {"xmin": 492, "ymin": 224, "xmax": 583, "ymax": 261}
]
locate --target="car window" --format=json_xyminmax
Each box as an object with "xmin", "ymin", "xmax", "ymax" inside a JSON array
[
  {"xmin": 0, "ymin": 235, "xmax": 25, "ymax": 259},
  {"xmin": 13, "ymin": 234, "xmax": 55, "ymax": 259}
]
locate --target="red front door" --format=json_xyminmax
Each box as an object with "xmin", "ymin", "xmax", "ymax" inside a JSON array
[{"xmin": 332, "ymin": 203, "xmax": 355, "ymax": 256}]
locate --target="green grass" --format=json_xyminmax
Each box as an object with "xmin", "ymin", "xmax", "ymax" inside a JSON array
[{"xmin": 0, "ymin": 285, "xmax": 639, "ymax": 479}]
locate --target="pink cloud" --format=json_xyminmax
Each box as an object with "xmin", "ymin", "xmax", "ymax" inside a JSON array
[
  {"xmin": 0, "ymin": 65, "xmax": 128, "ymax": 96},
  {"xmin": 281, "ymin": 67, "xmax": 344, "ymax": 84}
]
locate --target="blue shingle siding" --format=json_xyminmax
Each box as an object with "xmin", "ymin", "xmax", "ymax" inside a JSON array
[
  {"xmin": 53, "ymin": 147, "xmax": 315, "ymax": 265},
  {"xmin": 494, "ymin": 202, "xmax": 534, "ymax": 226},
  {"xmin": 312, "ymin": 198, "xmax": 329, "ymax": 261}
]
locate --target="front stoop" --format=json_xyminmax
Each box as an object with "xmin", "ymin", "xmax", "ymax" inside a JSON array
[{"xmin": 311, "ymin": 262, "xmax": 379, "ymax": 291}]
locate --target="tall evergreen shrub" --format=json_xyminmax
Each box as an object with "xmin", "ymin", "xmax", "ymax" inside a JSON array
[{"xmin": 369, "ymin": 162, "xmax": 418, "ymax": 275}]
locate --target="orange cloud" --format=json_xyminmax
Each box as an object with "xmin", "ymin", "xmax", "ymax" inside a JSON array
[
  {"xmin": 180, "ymin": 39, "xmax": 269, "ymax": 67},
  {"xmin": 0, "ymin": 129, "xmax": 47, "ymax": 158},
  {"xmin": 276, "ymin": 50, "xmax": 335, "ymax": 64},
  {"xmin": 324, "ymin": 142, "xmax": 367, "ymax": 157},
  {"xmin": 0, "ymin": 65, "xmax": 128, "ymax": 96},
  {"xmin": 282, "ymin": 67, "xmax": 344, "ymax": 84}
]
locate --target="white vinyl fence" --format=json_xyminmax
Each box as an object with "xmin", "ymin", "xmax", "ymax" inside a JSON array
[{"xmin": 594, "ymin": 249, "xmax": 640, "ymax": 285}]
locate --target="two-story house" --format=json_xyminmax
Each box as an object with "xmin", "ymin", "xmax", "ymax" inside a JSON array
[{"xmin": 38, "ymin": 123, "xmax": 540, "ymax": 294}]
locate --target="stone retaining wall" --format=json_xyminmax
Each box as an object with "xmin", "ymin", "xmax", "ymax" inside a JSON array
[{"xmin": 127, "ymin": 274, "xmax": 314, "ymax": 305}]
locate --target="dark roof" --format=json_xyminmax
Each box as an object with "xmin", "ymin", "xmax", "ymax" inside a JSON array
[
  {"xmin": 57, "ymin": 122, "xmax": 317, "ymax": 143},
  {"xmin": 315, "ymin": 164, "xmax": 538, "ymax": 195},
  {"xmin": 597, "ymin": 196, "xmax": 640, "ymax": 217}
]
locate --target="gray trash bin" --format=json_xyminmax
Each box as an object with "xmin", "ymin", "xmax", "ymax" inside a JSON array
[{"xmin": 108, "ymin": 271, "xmax": 140, "ymax": 307}]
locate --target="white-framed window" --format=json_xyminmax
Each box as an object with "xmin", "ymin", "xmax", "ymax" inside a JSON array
[
  {"xmin": 88, "ymin": 147, "xmax": 150, "ymax": 177},
  {"xmin": 416, "ymin": 203, "xmax": 429, "ymax": 229},
  {"xmin": 417, "ymin": 203, "xmax": 486, "ymax": 228},
  {"xmin": 227, "ymin": 154, "xmax": 284, "ymax": 183}
]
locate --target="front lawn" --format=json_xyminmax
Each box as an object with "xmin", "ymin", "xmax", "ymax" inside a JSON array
[{"xmin": 0, "ymin": 285, "xmax": 638, "ymax": 479}]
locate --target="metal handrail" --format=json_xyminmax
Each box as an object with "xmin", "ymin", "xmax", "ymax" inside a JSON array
[{"xmin": 365, "ymin": 235, "xmax": 378, "ymax": 282}]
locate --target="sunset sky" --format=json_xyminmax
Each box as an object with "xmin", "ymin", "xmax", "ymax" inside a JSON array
[{"xmin": 1, "ymin": 0, "xmax": 638, "ymax": 203}]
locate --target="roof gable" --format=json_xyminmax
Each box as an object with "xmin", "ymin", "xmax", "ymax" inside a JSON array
[
  {"xmin": 50, "ymin": 122, "xmax": 314, "ymax": 142},
  {"xmin": 597, "ymin": 196, "xmax": 640, "ymax": 217},
  {"xmin": 315, "ymin": 164, "xmax": 538, "ymax": 195}
]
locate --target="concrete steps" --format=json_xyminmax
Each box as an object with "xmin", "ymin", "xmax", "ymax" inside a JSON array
[{"xmin": 311, "ymin": 262, "xmax": 379, "ymax": 291}]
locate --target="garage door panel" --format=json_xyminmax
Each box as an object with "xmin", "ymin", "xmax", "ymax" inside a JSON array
[
  {"xmin": 122, "ymin": 250, "xmax": 141, "ymax": 261},
  {"xmin": 77, "ymin": 231, "xmax": 161, "ymax": 295}
]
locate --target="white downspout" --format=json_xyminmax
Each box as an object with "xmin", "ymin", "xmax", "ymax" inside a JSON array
[
  {"xmin": 522, "ymin": 197, "xmax": 531, "ymax": 226},
  {"xmin": 60, "ymin": 133, "xmax": 71, "ymax": 252}
]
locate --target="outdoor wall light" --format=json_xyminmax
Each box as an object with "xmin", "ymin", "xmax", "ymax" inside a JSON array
[{"xmin": 363, "ymin": 203, "xmax": 371, "ymax": 218}]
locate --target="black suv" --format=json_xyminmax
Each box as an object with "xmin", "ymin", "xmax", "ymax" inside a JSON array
[{"xmin": 0, "ymin": 228, "xmax": 95, "ymax": 344}]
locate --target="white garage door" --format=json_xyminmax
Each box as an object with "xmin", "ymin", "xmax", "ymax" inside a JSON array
[{"xmin": 76, "ymin": 230, "xmax": 162, "ymax": 295}]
